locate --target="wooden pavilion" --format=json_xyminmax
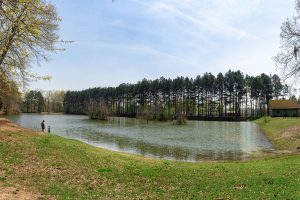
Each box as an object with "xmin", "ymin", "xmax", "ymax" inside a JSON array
[{"xmin": 269, "ymin": 100, "xmax": 300, "ymax": 117}]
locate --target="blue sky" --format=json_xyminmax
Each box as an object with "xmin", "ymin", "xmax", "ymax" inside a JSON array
[{"xmin": 31, "ymin": 0, "xmax": 294, "ymax": 90}]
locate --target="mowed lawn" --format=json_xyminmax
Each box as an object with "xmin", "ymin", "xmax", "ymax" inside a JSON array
[{"xmin": 0, "ymin": 118, "xmax": 299, "ymax": 199}]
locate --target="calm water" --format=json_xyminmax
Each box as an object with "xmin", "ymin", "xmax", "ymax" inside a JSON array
[{"xmin": 8, "ymin": 114, "xmax": 273, "ymax": 161}]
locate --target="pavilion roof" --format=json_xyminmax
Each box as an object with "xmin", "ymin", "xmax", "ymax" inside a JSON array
[{"xmin": 269, "ymin": 100, "xmax": 300, "ymax": 109}]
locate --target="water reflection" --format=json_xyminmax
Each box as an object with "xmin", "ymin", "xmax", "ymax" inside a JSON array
[{"xmin": 8, "ymin": 114, "xmax": 273, "ymax": 161}]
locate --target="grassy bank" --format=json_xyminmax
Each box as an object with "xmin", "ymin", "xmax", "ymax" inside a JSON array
[
  {"xmin": 0, "ymin": 118, "xmax": 299, "ymax": 199},
  {"xmin": 255, "ymin": 117, "xmax": 300, "ymax": 151}
]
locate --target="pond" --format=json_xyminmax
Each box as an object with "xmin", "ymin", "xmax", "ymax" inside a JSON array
[{"xmin": 8, "ymin": 114, "xmax": 273, "ymax": 162}]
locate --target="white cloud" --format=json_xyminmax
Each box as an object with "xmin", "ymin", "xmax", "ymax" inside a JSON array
[{"xmin": 135, "ymin": 0, "xmax": 259, "ymax": 39}]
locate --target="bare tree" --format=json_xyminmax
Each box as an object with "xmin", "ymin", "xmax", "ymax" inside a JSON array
[{"xmin": 275, "ymin": 0, "xmax": 300, "ymax": 80}]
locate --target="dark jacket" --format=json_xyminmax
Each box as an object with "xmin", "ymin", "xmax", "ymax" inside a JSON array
[{"xmin": 41, "ymin": 122, "xmax": 45, "ymax": 129}]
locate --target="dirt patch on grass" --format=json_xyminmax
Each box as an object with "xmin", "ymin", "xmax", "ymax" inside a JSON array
[
  {"xmin": 0, "ymin": 185, "xmax": 41, "ymax": 200},
  {"xmin": 281, "ymin": 126, "xmax": 300, "ymax": 151},
  {"xmin": 282, "ymin": 126, "xmax": 300, "ymax": 139},
  {"xmin": 0, "ymin": 118, "xmax": 23, "ymax": 132},
  {"xmin": 0, "ymin": 118, "xmax": 42, "ymax": 135}
]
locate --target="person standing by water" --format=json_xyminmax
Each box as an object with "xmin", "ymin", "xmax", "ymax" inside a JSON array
[{"xmin": 41, "ymin": 120, "xmax": 45, "ymax": 132}]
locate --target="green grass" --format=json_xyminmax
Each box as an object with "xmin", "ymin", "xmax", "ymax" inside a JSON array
[
  {"xmin": 0, "ymin": 119, "xmax": 299, "ymax": 199},
  {"xmin": 255, "ymin": 117, "xmax": 300, "ymax": 150}
]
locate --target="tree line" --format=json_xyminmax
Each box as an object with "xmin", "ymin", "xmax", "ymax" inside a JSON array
[
  {"xmin": 2, "ymin": 0, "xmax": 300, "ymax": 117},
  {"xmin": 22, "ymin": 90, "xmax": 65, "ymax": 113},
  {"xmin": 64, "ymin": 70, "xmax": 288, "ymax": 121}
]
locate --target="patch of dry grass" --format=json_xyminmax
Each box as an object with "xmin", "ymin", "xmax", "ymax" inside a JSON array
[{"xmin": 0, "ymin": 185, "xmax": 41, "ymax": 200}]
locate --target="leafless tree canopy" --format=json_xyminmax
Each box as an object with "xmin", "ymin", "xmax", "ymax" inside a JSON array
[{"xmin": 275, "ymin": 0, "xmax": 300, "ymax": 80}]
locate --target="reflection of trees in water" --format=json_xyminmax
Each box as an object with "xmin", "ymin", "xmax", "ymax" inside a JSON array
[
  {"xmin": 9, "ymin": 114, "xmax": 272, "ymax": 161},
  {"xmin": 84, "ymin": 131, "xmax": 246, "ymax": 161}
]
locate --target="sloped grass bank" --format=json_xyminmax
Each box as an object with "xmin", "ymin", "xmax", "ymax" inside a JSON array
[
  {"xmin": 255, "ymin": 117, "xmax": 300, "ymax": 151},
  {"xmin": 0, "ymin": 118, "xmax": 299, "ymax": 199}
]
